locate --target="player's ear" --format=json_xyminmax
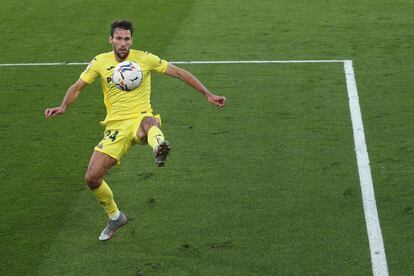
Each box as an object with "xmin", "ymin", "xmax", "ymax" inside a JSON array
[{"xmin": 108, "ymin": 36, "xmax": 113, "ymax": 44}]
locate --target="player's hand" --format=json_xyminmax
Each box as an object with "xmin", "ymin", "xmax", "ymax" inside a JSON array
[
  {"xmin": 207, "ymin": 95, "xmax": 227, "ymax": 108},
  {"xmin": 45, "ymin": 106, "xmax": 66, "ymax": 118}
]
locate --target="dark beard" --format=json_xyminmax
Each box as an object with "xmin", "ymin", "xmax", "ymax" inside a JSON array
[{"xmin": 114, "ymin": 48, "xmax": 129, "ymax": 61}]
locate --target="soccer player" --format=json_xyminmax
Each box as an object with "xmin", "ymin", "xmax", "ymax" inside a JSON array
[{"xmin": 44, "ymin": 20, "xmax": 226, "ymax": 241}]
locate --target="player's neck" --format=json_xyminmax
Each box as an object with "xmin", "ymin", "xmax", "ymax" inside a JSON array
[{"xmin": 114, "ymin": 51, "xmax": 130, "ymax": 62}]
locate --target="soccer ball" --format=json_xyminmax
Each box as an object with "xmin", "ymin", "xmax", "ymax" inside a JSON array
[{"xmin": 112, "ymin": 61, "xmax": 143, "ymax": 91}]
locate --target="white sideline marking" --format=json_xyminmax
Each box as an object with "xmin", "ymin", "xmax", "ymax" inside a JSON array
[
  {"xmin": 0, "ymin": 60, "xmax": 346, "ymax": 67},
  {"xmin": 344, "ymin": 60, "xmax": 388, "ymax": 276},
  {"xmin": 171, "ymin": 60, "xmax": 346, "ymax": 64},
  {"xmin": 0, "ymin": 62, "xmax": 89, "ymax": 67},
  {"xmin": 0, "ymin": 58, "xmax": 388, "ymax": 275}
]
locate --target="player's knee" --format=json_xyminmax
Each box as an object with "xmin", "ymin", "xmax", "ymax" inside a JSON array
[
  {"xmin": 84, "ymin": 172, "xmax": 101, "ymax": 189},
  {"xmin": 144, "ymin": 117, "xmax": 160, "ymax": 130}
]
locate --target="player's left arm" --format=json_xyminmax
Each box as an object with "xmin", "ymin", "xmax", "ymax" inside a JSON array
[{"xmin": 164, "ymin": 63, "xmax": 226, "ymax": 108}]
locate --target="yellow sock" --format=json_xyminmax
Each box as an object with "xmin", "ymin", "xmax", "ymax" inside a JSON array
[
  {"xmin": 147, "ymin": 126, "xmax": 165, "ymax": 150},
  {"xmin": 92, "ymin": 180, "xmax": 119, "ymax": 219}
]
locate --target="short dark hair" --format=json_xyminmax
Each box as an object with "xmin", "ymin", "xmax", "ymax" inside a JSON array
[{"xmin": 110, "ymin": 20, "xmax": 134, "ymax": 37}]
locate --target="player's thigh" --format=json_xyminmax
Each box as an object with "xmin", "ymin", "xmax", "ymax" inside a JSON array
[{"xmin": 85, "ymin": 150, "xmax": 117, "ymax": 186}]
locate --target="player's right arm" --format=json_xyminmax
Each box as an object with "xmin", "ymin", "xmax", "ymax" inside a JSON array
[{"xmin": 44, "ymin": 79, "xmax": 89, "ymax": 118}]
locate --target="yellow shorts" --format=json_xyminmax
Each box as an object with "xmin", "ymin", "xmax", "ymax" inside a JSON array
[{"xmin": 94, "ymin": 113, "xmax": 161, "ymax": 164}]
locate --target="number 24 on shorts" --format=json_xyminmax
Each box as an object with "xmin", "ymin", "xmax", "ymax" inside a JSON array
[{"xmin": 104, "ymin": 130, "xmax": 119, "ymax": 142}]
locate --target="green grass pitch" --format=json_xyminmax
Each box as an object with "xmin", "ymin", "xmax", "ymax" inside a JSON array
[{"xmin": 0, "ymin": 0, "xmax": 413, "ymax": 275}]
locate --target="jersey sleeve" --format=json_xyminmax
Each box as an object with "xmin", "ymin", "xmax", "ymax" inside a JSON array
[
  {"xmin": 146, "ymin": 52, "xmax": 168, "ymax": 74},
  {"xmin": 80, "ymin": 57, "xmax": 99, "ymax": 84}
]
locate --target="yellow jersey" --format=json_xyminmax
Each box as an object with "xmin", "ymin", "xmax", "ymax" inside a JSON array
[{"xmin": 80, "ymin": 49, "xmax": 168, "ymax": 125}]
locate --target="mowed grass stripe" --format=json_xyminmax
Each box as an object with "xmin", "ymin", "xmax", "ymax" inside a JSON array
[
  {"xmin": 0, "ymin": 1, "xmax": 196, "ymax": 275},
  {"xmin": 33, "ymin": 63, "xmax": 372, "ymax": 275}
]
